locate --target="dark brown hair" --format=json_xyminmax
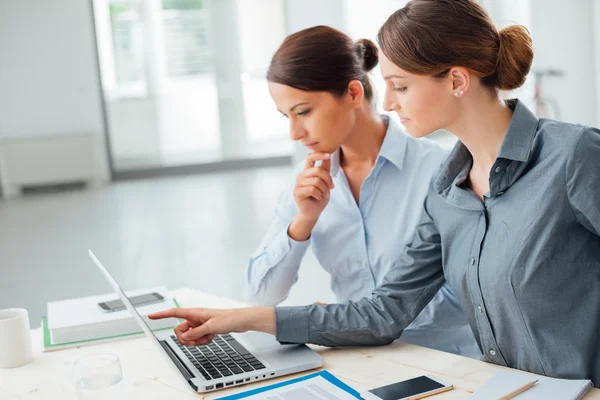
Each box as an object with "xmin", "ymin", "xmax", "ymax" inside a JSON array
[
  {"xmin": 267, "ymin": 25, "xmax": 379, "ymax": 102},
  {"xmin": 377, "ymin": 0, "xmax": 533, "ymax": 91}
]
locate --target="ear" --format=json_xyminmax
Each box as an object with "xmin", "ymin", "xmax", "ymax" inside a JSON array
[
  {"xmin": 448, "ymin": 67, "xmax": 470, "ymax": 97},
  {"xmin": 346, "ymin": 80, "xmax": 365, "ymax": 107}
]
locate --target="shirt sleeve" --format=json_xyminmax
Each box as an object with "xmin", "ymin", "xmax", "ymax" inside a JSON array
[
  {"xmin": 566, "ymin": 126, "xmax": 600, "ymax": 236},
  {"xmin": 275, "ymin": 193, "xmax": 445, "ymax": 346},
  {"xmin": 244, "ymin": 181, "xmax": 311, "ymax": 306}
]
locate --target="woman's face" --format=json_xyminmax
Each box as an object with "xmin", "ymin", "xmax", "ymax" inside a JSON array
[
  {"xmin": 379, "ymin": 51, "xmax": 459, "ymax": 138},
  {"xmin": 268, "ymin": 82, "xmax": 356, "ymax": 154}
]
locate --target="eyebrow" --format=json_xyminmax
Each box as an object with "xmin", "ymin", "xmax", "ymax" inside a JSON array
[
  {"xmin": 289, "ymin": 102, "xmax": 309, "ymax": 111},
  {"xmin": 383, "ymin": 75, "xmax": 407, "ymax": 80},
  {"xmin": 277, "ymin": 102, "xmax": 310, "ymax": 114}
]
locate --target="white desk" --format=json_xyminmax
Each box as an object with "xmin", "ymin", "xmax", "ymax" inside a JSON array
[{"xmin": 1, "ymin": 288, "xmax": 599, "ymax": 399}]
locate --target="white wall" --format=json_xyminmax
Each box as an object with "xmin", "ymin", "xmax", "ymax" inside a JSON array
[
  {"xmin": 237, "ymin": 0, "xmax": 286, "ymax": 77},
  {"xmin": 0, "ymin": 0, "xmax": 110, "ymax": 181},
  {"xmin": 483, "ymin": 0, "xmax": 532, "ymax": 28},
  {"xmin": 530, "ymin": 0, "xmax": 598, "ymax": 126},
  {"xmin": 284, "ymin": 0, "xmax": 345, "ymax": 34}
]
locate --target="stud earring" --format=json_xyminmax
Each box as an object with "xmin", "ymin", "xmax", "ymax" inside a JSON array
[{"xmin": 454, "ymin": 90, "xmax": 464, "ymax": 97}]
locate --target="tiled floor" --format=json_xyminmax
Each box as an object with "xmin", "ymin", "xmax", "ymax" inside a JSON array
[{"xmin": 0, "ymin": 166, "xmax": 334, "ymax": 327}]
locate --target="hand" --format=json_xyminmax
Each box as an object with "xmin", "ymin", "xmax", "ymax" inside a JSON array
[
  {"xmin": 288, "ymin": 153, "xmax": 334, "ymax": 241},
  {"xmin": 148, "ymin": 307, "xmax": 276, "ymax": 347},
  {"xmin": 293, "ymin": 152, "xmax": 334, "ymax": 222}
]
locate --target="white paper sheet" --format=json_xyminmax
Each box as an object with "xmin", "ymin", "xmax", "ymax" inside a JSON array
[{"xmin": 239, "ymin": 375, "xmax": 357, "ymax": 400}]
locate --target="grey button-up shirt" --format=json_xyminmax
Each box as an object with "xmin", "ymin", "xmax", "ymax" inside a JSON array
[{"xmin": 275, "ymin": 99, "xmax": 600, "ymax": 386}]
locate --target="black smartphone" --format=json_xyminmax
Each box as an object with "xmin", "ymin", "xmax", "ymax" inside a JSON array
[
  {"xmin": 361, "ymin": 375, "xmax": 453, "ymax": 400},
  {"xmin": 98, "ymin": 292, "xmax": 165, "ymax": 312}
]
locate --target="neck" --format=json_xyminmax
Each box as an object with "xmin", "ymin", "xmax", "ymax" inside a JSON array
[
  {"xmin": 340, "ymin": 105, "xmax": 387, "ymax": 168},
  {"xmin": 447, "ymin": 92, "xmax": 513, "ymax": 172}
]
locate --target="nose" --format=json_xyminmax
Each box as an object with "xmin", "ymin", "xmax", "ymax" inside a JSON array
[
  {"xmin": 382, "ymin": 87, "xmax": 399, "ymax": 113},
  {"xmin": 289, "ymin": 121, "xmax": 306, "ymax": 141}
]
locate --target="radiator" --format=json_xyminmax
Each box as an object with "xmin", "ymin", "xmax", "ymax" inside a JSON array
[{"xmin": 0, "ymin": 133, "xmax": 103, "ymax": 198}]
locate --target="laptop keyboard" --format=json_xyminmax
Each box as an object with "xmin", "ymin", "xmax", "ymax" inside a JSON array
[{"xmin": 171, "ymin": 334, "xmax": 266, "ymax": 381}]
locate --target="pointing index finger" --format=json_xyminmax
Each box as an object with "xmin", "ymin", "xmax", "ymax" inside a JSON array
[{"xmin": 149, "ymin": 308, "xmax": 193, "ymax": 320}]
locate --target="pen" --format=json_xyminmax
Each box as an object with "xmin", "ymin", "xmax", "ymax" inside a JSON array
[{"xmin": 498, "ymin": 380, "xmax": 538, "ymax": 400}]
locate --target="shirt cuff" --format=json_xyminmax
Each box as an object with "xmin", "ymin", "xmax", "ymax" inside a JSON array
[
  {"xmin": 275, "ymin": 306, "xmax": 310, "ymax": 344},
  {"xmin": 266, "ymin": 226, "xmax": 311, "ymax": 266},
  {"xmin": 287, "ymin": 231, "xmax": 311, "ymax": 254}
]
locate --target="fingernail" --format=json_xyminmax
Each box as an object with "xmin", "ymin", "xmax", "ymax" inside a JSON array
[
  {"xmin": 182, "ymin": 332, "xmax": 190, "ymax": 340},
  {"xmin": 325, "ymin": 154, "xmax": 331, "ymax": 158}
]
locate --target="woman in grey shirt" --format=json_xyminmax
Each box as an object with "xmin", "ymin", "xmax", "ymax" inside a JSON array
[{"xmin": 151, "ymin": 0, "xmax": 600, "ymax": 385}]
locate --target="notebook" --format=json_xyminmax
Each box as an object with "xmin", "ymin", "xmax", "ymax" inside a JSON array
[
  {"xmin": 470, "ymin": 370, "xmax": 593, "ymax": 400},
  {"xmin": 42, "ymin": 298, "xmax": 180, "ymax": 351},
  {"xmin": 45, "ymin": 287, "xmax": 178, "ymax": 346}
]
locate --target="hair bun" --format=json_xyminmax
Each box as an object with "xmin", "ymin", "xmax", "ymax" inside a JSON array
[
  {"xmin": 354, "ymin": 39, "xmax": 379, "ymax": 72},
  {"xmin": 494, "ymin": 25, "xmax": 534, "ymax": 91}
]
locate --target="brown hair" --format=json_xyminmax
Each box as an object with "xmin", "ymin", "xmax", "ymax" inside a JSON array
[
  {"xmin": 267, "ymin": 25, "xmax": 379, "ymax": 102},
  {"xmin": 377, "ymin": 0, "xmax": 533, "ymax": 91}
]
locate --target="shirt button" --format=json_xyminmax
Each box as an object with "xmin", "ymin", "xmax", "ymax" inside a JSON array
[
  {"xmin": 497, "ymin": 191, "xmax": 504, "ymax": 196},
  {"xmin": 495, "ymin": 166, "xmax": 502, "ymax": 173},
  {"xmin": 489, "ymin": 349, "xmax": 496, "ymax": 356},
  {"xmin": 470, "ymin": 258, "xmax": 476, "ymax": 265},
  {"xmin": 478, "ymin": 306, "xmax": 483, "ymax": 313}
]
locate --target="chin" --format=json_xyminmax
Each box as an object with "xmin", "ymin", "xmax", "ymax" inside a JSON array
[
  {"xmin": 404, "ymin": 124, "xmax": 436, "ymax": 139},
  {"xmin": 314, "ymin": 145, "xmax": 338, "ymax": 154},
  {"xmin": 404, "ymin": 128, "xmax": 428, "ymax": 138}
]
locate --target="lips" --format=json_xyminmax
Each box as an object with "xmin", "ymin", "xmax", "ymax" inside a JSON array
[{"xmin": 304, "ymin": 142, "xmax": 319, "ymax": 149}]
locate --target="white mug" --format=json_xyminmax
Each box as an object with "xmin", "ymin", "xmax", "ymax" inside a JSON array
[{"xmin": 0, "ymin": 309, "xmax": 33, "ymax": 368}]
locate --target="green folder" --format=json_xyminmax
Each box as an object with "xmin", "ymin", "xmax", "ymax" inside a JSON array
[{"xmin": 42, "ymin": 298, "xmax": 181, "ymax": 351}]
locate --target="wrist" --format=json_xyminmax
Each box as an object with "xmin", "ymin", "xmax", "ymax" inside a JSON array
[
  {"xmin": 288, "ymin": 215, "xmax": 318, "ymax": 241},
  {"xmin": 246, "ymin": 307, "xmax": 276, "ymax": 335}
]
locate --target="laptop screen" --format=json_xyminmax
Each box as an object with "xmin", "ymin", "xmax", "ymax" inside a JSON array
[{"xmin": 88, "ymin": 250, "xmax": 171, "ymax": 345}]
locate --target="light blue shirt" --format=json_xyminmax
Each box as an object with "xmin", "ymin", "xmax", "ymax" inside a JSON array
[{"xmin": 245, "ymin": 116, "xmax": 481, "ymax": 358}]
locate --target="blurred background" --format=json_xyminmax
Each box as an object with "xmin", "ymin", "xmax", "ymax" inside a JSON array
[{"xmin": 0, "ymin": 0, "xmax": 599, "ymax": 326}]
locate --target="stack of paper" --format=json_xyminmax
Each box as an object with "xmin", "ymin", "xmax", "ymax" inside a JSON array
[
  {"xmin": 46, "ymin": 287, "xmax": 178, "ymax": 345},
  {"xmin": 470, "ymin": 370, "xmax": 593, "ymax": 400}
]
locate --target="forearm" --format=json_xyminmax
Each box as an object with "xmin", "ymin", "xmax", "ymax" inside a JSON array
[
  {"xmin": 245, "ymin": 307, "xmax": 277, "ymax": 335},
  {"xmin": 245, "ymin": 261, "xmax": 301, "ymax": 306},
  {"xmin": 274, "ymin": 270, "xmax": 446, "ymax": 347},
  {"xmin": 245, "ymin": 227, "xmax": 310, "ymax": 305}
]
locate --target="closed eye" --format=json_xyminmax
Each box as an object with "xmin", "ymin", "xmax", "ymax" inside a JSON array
[{"xmin": 394, "ymin": 87, "xmax": 407, "ymax": 93}]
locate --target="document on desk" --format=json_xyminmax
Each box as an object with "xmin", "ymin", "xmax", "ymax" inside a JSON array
[
  {"xmin": 216, "ymin": 370, "xmax": 361, "ymax": 400},
  {"xmin": 470, "ymin": 370, "xmax": 593, "ymax": 400}
]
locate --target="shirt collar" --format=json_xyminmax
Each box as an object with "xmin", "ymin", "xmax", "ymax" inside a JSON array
[
  {"xmin": 496, "ymin": 98, "xmax": 539, "ymax": 162},
  {"xmin": 330, "ymin": 115, "xmax": 408, "ymax": 178},
  {"xmin": 434, "ymin": 99, "xmax": 539, "ymax": 194}
]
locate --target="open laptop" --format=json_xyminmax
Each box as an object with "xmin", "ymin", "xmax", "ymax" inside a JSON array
[{"xmin": 88, "ymin": 249, "xmax": 323, "ymax": 393}]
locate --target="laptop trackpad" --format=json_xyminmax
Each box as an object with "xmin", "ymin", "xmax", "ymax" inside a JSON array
[
  {"xmin": 235, "ymin": 331, "xmax": 289, "ymax": 350},
  {"xmin": 234, "ymin": 331, "xmax": 322, "ymax": 371}
]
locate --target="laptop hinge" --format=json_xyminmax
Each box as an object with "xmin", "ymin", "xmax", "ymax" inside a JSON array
[{"xmin": 159, "ymin": 340, "xmax": 198, "ymax": 390}]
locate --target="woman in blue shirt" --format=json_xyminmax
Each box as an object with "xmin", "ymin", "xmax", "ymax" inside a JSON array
[{"xmin": 243, "ymin": 26, "xmax": 480, "ymax": 358}]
